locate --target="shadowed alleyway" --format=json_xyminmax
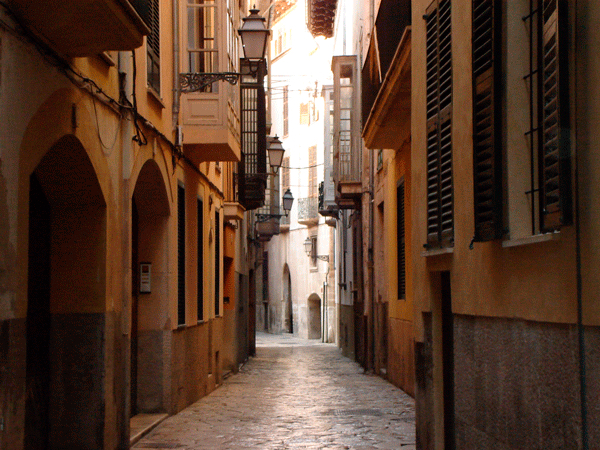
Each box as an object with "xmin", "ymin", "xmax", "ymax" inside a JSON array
[{"xmin": 133, "ymin": 332, "xmax": 416, "ymax": 449}]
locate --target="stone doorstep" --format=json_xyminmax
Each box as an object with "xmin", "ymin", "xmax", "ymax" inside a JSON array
[{"xmin": 130, "ymin": 413, "xmax": 169, "ymax": 446}]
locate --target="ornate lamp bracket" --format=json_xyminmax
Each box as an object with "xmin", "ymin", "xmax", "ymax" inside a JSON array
[{"xmin": 179, "ymin": 72, "xmax": 241, "ymax": 93}]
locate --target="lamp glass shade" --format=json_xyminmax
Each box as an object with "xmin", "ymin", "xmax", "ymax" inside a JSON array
[
  {"xmin": 303, "ymin": 237, "xmax": 312, "ymax": 256},
  {"xmin": 282, "ymin": 188, "xmax": 294, "ymax": 213},
  {"xmin": 267, "ymin": 135, "xmax": 285, "ymax": 171},
  {"xmin": 238, "ymin": 9, "xmax": 270, "ymax": 60}
]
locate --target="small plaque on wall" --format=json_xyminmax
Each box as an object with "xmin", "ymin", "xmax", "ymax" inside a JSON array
[{"xmin": 140, "ymin": 262, "xmax": 151, "ymax": 293}]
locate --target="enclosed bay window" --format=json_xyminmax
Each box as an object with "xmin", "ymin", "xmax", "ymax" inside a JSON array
[{"xmin": 187, "ymin": 0, "xmax": 217, "ymax": 91}]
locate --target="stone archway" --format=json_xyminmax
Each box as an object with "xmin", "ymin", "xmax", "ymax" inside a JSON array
[
  {"xmin": 25, "ymin": 135, "xmax": 107, "ymax": 449},
  {"xmin": 131, "ymin": 159, "xmax": 170, "ymax": 416},
  {"xmin": 307, "ymin": 293, "xmax": 322, "ymax": 340},
  {"xmin": 283, "ymin": 265, "xmax": 293, "ymax": 333}
]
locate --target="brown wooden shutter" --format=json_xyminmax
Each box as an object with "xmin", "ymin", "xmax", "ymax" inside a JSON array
[
  {"xmin": 397, "ymin": 182, "xmax": 406, "ymax": 300},
  {"xmin": 426, "ymin": 0, "xmax": 453, "ymax": 248},
  {"xmin": 539, "ymin": 0, "xmax": 571, "ymax": 232},
  {"xmin": 472, "ymin": 0, "xmax": 503, "ymax": 241}
]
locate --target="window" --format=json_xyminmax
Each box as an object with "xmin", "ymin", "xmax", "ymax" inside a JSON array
[
  {"xmin": 226, "ymin": 0, "xmax": 239, "ymax": 74},
  {"xmin": 397, "ymin": 181, "xmax": 406, "ymax": 300},
  {"xmin": 472, "ymin": 0, "xmax": 503, "ymax": 241},
  {"xmin": 283, "ymin": 86, "xmax": 289, "ymax": 136},
  {"xmin": 282, "ymin": 156, "xmax": 290, "ymax": 191},
  {"xmin": 147, "ymin": 0, "xmax": 160, "ymax": 93},
  {"xmin": 309, "ymin": 146, "xmax": 317, "ymax": 199},
  {"xmin": 197, "ymin": 198, "xmax": 204, "ymax": 322},
  {"xmin": 300, "ymin": 102, "xmax": 310, "ymax": 125},
  {"xmin": 538, "ymin": 0, "xmax": 571, "ymax": 232},
  {"xmin": 177, "ymin": 184, "xmax": 186, "ymax": 326},
  {"xmin": 425, "ymin": 0, "xmax": 453, "ymax": 249},
  {"xmin": 309, "ymin": 235, "xmax": 317, "ymax": 267},
  {"xmin": 187, "ymin": 0, "xmax": 217, "ymax": 92},
  {"xmin": 517, "ymin": 0, "xmax": 571, "ymax": 236},
  {"xmin": 214, "ymin": 209, "xmax": 220, "ymax": 316}
]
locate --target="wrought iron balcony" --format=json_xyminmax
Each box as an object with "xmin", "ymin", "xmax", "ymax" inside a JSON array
[{"xmin": 5, "ymin": 0, "xmax": 150, "ymax": 56}]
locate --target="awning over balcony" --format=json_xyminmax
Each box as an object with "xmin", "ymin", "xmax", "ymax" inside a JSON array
[
  {"xmin": 306, "ymin": 0, "xmax": 338, "ymax": 38},
  {"xmin": 6, "ymin": 0, "xmax": 150, "ymax": 56}
]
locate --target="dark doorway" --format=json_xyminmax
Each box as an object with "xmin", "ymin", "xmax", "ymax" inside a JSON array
[
  {"xmin": 441, "ymin": 271, "xmax": 455, "ymax": 449},
  {"xmin": 25, "ymin": 135, "xmax": 107, "ymax": 448},
  {"xmin": 24, "ymin": 173, "xmax": 51, "ymax": 449}
]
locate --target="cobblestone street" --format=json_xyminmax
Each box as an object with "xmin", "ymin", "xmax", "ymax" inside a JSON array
[{"xmin": 134, "ymin": 332, "xmax": 416, "ymax": 449}]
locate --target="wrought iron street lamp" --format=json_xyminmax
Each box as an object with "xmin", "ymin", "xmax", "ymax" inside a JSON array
[
  {"xmin": 267, "ymin": 135, "xmax": 285, "ymax": 173},
  {"xmin": 179, "ymin": 8, "xmax": 269, "ymax": 93},
  {"xmin": 303, "ymin": 236, "xmax": 329, "ymax": 261},
  {"xmin": 256, "ymin": 188, "xmax": 294, "ymax": 222},
  {"xmin": 238, "ymin": 8, "xmax": 270, "ymax": 61}
]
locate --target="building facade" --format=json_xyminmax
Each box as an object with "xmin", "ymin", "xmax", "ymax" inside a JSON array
[
  {"xmin": 411, "ymin": 0, "xmax": 599, "ymax": 448},
  {"xmin": 0, "ymin": 0, "xmax": 257, "ymax": 447}
]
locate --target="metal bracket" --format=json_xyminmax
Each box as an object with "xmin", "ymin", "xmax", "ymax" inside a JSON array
[{"xmin": 179, "ymin": 72, "xmax": 241, "ymax": 93}]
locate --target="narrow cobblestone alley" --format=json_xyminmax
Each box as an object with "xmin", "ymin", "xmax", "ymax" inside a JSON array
[{"xmin": 133, "ymin": 333, "xmax": 416, "ymax": 449}]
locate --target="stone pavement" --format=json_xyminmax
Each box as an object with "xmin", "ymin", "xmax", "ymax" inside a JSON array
[{"xmin": 133, "ymin": 332, "xmax": 416, "ymax": 449}]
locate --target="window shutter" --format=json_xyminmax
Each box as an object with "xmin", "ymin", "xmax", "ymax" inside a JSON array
[
  {"xmin": 177, "ymin": 185, "xmax": 186, "ymax": 326},
  {"xmin": 397, "ymin": 182, "xmax": 406, "ymax": 300},
  {"xmin": 426, "ymin": 0, "xmax": 453, "ymax": 248},
  {"xmin": 147, "ymin": 0, "xmax": 160, "ymax": 93},
  {"xmin": 472, "ymin": 0, "xmax": 503, "ymax": 241},
  {"xmin": 539, "ymin": 0, "xmax": 571, "ymax": 232},
  {"xmin": 197, "ymin": 199, "xmax": 204, "ymax": 322}
]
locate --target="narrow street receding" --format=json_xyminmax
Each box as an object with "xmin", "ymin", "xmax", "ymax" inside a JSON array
[{"xmin": 133, "ymin": 333, "xmax": 415, "ymax": 449}]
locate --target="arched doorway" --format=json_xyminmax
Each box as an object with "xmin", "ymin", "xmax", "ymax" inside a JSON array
[
  {"xmin": 283, "ymin": 265, "xmax": 293, "ymax": 333},
  {"xmin": 25, "ymin": 135, "xmax": 106, "ymax": 449},
  {"xmin": 131, "ymin": 160, "xmax": 170, "ymax": 416},
  {"xmin": 308, "ymin": 293, "xmax": 322, "ymax": 340}
]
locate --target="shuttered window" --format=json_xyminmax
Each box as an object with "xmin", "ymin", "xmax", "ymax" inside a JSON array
[
  {"xmin": 147, "ymin": 0, "xmax": 160, "ymax": 93},
  {"xmin": 472, "ymin": 0, "xmax": 503, "ymax": 241},
  {"xmin": 177, "ymin": 185, "xmax": 186, "ymax": 326},
  {"xmin": 309, "ymin": 146, "xmax": 317, "ymax": 198},
  {"xmin": 397, "ymin": 181, "xmax": 406, "ymax": 300},
  {"xmin": 425, "ymin": 0, "xmax": 453, "ymax": 248},
  {"xmin": 197, "ymin": 199, "xmax": 204, "ymax": 322},
  {"xmin": 539, "ymin": 0, "xmax": 571, "ymax": 232},
  {"xmin": 283, "ymin": 86, "xmax": 289, "ymax": 137},
  {"xmin": 214, "ymin": 210, "xmax": 220, "ymax": 316}
]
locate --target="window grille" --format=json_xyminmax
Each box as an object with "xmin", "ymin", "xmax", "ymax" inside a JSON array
[{"xmin": 523, "ymin": 0, "xmax": 571, "ymax": 234}]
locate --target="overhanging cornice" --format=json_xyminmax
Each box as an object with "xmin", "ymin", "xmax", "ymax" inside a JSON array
[{"xmin": 363, "ymin": 27, "xmax": 411, "ymax": 150}]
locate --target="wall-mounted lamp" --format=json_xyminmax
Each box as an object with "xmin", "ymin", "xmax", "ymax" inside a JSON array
[
  {"xmin": 267, "ymin": 135, "xmax": 285, "ymax": 173},
  {"xmin": 303, "ymin": 236, "xmax": 329, "ymax": 261},
  {"xmin": 256, "ymin": 188, "xmax": 294, "ymax": 223},
  {"xmin": 180, "ymin": 8, "xmax": 269, "ymax": 93}
]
